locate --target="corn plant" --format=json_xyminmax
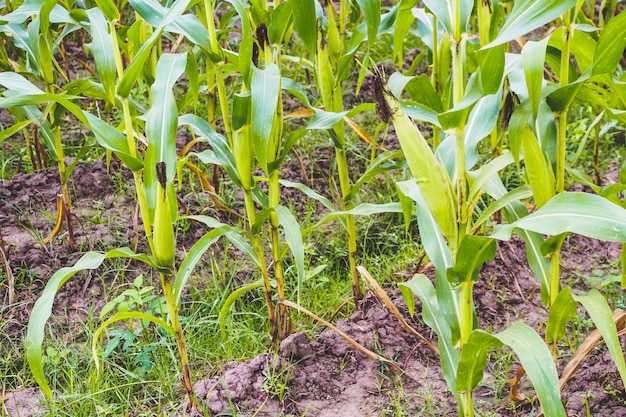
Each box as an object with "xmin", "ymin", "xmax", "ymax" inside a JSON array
[
  {"xmin": 8, "ymin": 1, "xmax": 237, "ymax": 405},
  {"xmin": 369, "ymin": 0, "xmax": 626, "ymax": 416},
  {"xmin": 0, "ymin": 1, "xmax": 84, "ymax": 246}
]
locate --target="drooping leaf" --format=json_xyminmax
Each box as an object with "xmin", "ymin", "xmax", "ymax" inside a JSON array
[
  {"xmin": 492, "ymin": 192, "xmax": 626, "ymax": 243},
  {"xmin": 117, "ymin": 0, "xmax": 191, "ymax": 98},
  {"xmin": 276, "ymin": 205, "xmax": 305, "ymax": 303},
  {"xmin": 486, "ymin": 0, "xmax": 577, "ymax": 49},
  {"xmin": 399, "ymin": 274, "xmax": 461, "ymax": 405},
  {"xmin": 447, "ymin": 235, "xmax": 496, "ymax": 287},
  {"xmin": 573, "ymin": 290, "xmax": 626, "ymax": 387},
  {"xmin": 456, "ymin": 330, "xmax": 502, "ymax": 393},
  {"xmin": 546, "ymin": 287, "xmax": 578, "ymax": 343},
  {"xmin": 25, "ymin": 248, "xmax": 165, "ymax": 400}
]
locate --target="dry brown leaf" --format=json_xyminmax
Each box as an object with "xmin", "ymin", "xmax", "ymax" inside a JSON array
[
  {"xmin": 559, "ymin": 308, "xmax": 626, "ymax": 390},
  {"xmin": 280, "ymin": 299, "xmax": 420, "ymax": 384},
  {"xmin": 43, "ymin": 194, "xmax": 65, "ymax": 245},
  {"xmin": 357, "ymin": 266, "xmax": 439, "ymax": 355},
  {"xmin": 509, "ymin": 365, "xmax": 527, "ymax": 402}
]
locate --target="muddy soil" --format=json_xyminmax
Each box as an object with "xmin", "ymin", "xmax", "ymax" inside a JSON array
[
  {"xmin": 2, "ymin": 152, "xmax": 625, "ymax": 417},
  {"xmin": 180, "ymin": 234, "xmax": 626, "ymax": 417}
]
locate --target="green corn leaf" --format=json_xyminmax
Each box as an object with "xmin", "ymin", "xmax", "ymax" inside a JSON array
[
  {"xmin": 128, "ymin": 0, "xmax": 215, "ymax": 57},
  {"xmin": 306, "ymin": 103, "xmax": 374, "ymax": 130},
  {"xmin": 536, "ymin": 101, "xmax": 558, "ymax": 167},
  {"xmin": 473, "ymin": 186, "xmax": 533, "ymax": 231},
  {"xmin": 496, "ymin": 322, "xmax": 566, "ymax": 417},
  {"xmin": 573, "ymin": 290, "xmax": 626, "ymax": 387},
  {"xmin": 276, "ymin": 205, "xmax": 305, "ymax": 304},
  {"xmin": 279, "ymin": 179, "xmax": 337, "ymax": 212},
  {"xmin": 593, "ymin": 9, "xmax": 626, "ymax": 75},
  {"xmin": 522, "ymin": 126, "xmax": 555, "ymax": 208},
  {"xmin": 468, "ymin": 152, "xmax": 517, "ymax": 201},
  {"xmin": 291, "ymin": 0, "xmax": 317, "ymax": 55},
  {"xmin": 508, "ymin": 102, "xmax": 531, "ymax": 164},
  {"xmin": 0, "ymin": 120, "xmax": 32, "ymax": 144},
  {"xmin": 399, "ymin": 274, "xmax": 461, "ymax": 405},
  {"xmin": 226, "ymin": 0, "xmax": 253, "ymax": 83},
  {"xmin": 312, "ymin": 203, "xmax": 403, "ymax": 229},
  {"xmin": 93, "ymin": 311, "xmax": 174, "ymax": 374},
  {"xmin": 174, "ymin": 226, "xmax": 256, "ymax": 307},
  {"xmin": 117, "ymin": 0, "xmax": 191, "ymax": 98},
  {"xmin": 546, "ymin": 287, "xmax": 578, "ymax": 343},
  {"xmin": 422, "ymin": 0, "xmax": 473, "ymax": 36},
  {"xmin": 25, "ymin": 248, "xmax": 165, "ymax": 400},
  {"xmin": 388, "ymin": 72, "xmax": 443, "ymax": 113},
  {"xmin": 355, "ymin": 0, "xmax": 381, "ymax": 49},
  {"xmin": 486, "ymin": 0, "xmax": 576, "ymax": 48},
  {"xmin": 0, "ymin": 73, "xmax": 144, "ymax": 171},
  {"xmin": 492, "ymin": 192, "xmax": 626, "ymax": 242},
  {"xmin": 251, "ymin": 63, "xmax": 281, "ymax": 173},
  {"xmin": 396, "ymin": 180, "xmax": 453, "ymax": 273},
  {"xmin": 402, "ymin": 103, "xmax": 441, "ymax": 127},
  {"xmin": 393, "ymin": 0, "xmax": 418, "ymax": 66},
  {"xmin": 447, "ymin": 235, "xmax": 496, "ymax": 287},
  {"xmin": 438, "ymin": 71, "xmax": 484, "ymax": 130},
  {"xmin": 398, "ymin": 179, "xmax": 458, "ymax": 338},
  {"xmin": 268, "ymin": 1, "xmax": 294, "ymax": 46},
  {"xmin": 456, "ymin": 330, "xmax": 502, "ymax": 393},
  {"xmin": 84, "ymin": 112, "xmax": 144, "ymax": 172},
  {"xmin": 554, "ymin": 26, "xmax": 597, "ymax": 75},
  {"xmin": 458, "ymin": 323, "xmax": 566, "ymax": 417},
  {"xmin": 0, "ymin": 24, "xmax": 37, "ymax": 66},
  {"xmin": 85, "ymin": 8, "xmax": 117, "ymax": 105},
  {"xmin": 476, "ymin": 44, "xmax": 506, "ymax": 95},
  {"xmin": 463, "ymin": 89, "xmax": 502, "ymax": 170},
  {"xmin": 348, "ymin": 150, "xmax": 405, "ymax": 200},
  {"xmin": 546, "ymin": 78, "xmax": 586, "ymax": 113},
  {"xmin": 219, "ymin": 281, "xmax": 264, "ymax": 339},
  {"xmin": 1, "ymin": 0, "xmax": 76, "ymax": 24},
  {"xmin": 144, "ymin": 52, "xmax": 187, "ymax": 191},
  {"xmin": 179, "ymin": 114, "xmax": 241, "ymax": 188},
  {"xmin": 477, "ymin": 170, "xmax": 551, "ymax": 304},
  {"xmin": 521, "ymin": 37, "xmax": 549, "ymax": 119},
  {"xmin": 94, "ymin": 0, "xmax": 119, "ymax": 22}
]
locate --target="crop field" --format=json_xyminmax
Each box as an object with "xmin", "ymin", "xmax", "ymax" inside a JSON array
[{"xmin": 1, "ymin": 0, "xmax": 626, "ymax": 416}]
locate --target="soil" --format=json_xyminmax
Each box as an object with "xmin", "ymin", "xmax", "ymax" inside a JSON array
[{"xmin": 1, "ymin": 150, "xmax": 625, "ymax": 417}]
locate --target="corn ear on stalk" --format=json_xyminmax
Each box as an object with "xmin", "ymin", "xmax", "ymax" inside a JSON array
[
  {"xmin": 153, "ymin": 162, "xmax": 176, "ymax": 267},
  {"xmin": 373, "ymin": 73, "xmax": 458, "ymax": 244}
]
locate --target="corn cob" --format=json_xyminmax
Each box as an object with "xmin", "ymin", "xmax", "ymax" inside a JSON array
[{"xmin": 153, "ymin": 162, "xmax": 175, "ymax": 267}]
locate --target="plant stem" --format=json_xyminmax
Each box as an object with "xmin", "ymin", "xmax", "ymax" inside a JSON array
[
  {"xmin": 556, "ymin": 12, "xmax": 571, "ymax": 193},
  {"xmin": 160, "ymin": 272, "xmax": 194, "ymax": 400},
  {"xmin": 459, "ymin": 281, "xmax": 473, "ymax": 345},
  {"xmin": 477, "ymin": 0, "xmax": 491, "ymax": 47},
  {"xmin": 269, "ymin": 170, "xmax": 289, "ymax": 339},
  {"xmin": 242, "ymin": 187, "xmax": 278, "ymax": 340},
  {"xmin": 335, "ymin": 145, "xmax": 361, "ymax": 299}
]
